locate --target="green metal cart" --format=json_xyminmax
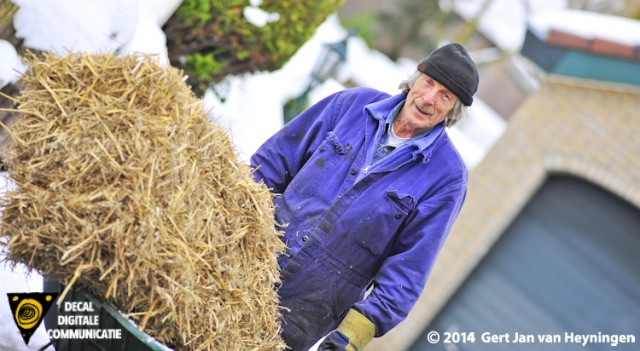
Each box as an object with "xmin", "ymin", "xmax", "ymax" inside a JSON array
[{"xmin": 43, "ymin": 280, "xmax": 170, "ymax": 351}]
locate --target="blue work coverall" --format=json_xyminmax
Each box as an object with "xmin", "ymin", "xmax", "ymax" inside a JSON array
[{"xmin": 250, "ymin": 87, "xmax": 467, "ymax": 351}]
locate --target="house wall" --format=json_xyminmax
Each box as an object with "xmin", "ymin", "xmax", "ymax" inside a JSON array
[{"xmin": 367, "ymin": 75, "xmax": 640, "ymax": 351}]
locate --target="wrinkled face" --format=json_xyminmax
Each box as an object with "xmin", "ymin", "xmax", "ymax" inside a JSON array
[{"xmin": 396, "ymin": 73, "xmax": 457, "ymax": 137}]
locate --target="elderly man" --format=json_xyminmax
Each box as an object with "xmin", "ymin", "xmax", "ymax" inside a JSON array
[{"xmin": 251, "ymin": 43, "xmax": 479, "ymax": 351}]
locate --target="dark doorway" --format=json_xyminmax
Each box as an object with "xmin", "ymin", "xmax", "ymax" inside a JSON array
[{"xmin": 411, "ymin": 175, "xmax": 640, "ymax": 351}]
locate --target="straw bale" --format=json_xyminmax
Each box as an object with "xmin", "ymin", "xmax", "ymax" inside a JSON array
[{"xmin": 0, "ymin": 52, "xmax": 285, "ymax": 351}]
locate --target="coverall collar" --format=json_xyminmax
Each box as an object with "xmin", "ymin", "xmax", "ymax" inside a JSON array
[{"xmin": 364, "ymin": 93, "xmax": 446, "ymax": 162}]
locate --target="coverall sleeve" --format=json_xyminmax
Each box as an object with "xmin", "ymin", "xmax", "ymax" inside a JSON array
[
  {"xmin": 250, "ymin": 92, "xmax": 344, "ymax": 194},
  {"xmin": 352, "ymin": 182, "xmax": 467, "ymax": 336}
]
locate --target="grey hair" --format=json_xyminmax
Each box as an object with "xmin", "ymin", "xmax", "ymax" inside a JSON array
[{"xmin": 399, "ymin": 71, "xmax": 468, "ymax": 128}]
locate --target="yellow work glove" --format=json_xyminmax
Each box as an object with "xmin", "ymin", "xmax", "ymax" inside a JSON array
[{"xmin": 318, "ymin": 309, "xmax": 376, "ymax": 351}]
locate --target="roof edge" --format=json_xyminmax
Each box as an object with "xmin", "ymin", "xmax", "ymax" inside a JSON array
[{"xmin": 545, "ymin": 73, "xmax": 640, "ymax": 94}]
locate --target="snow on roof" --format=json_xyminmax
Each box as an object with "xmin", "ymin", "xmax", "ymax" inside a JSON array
[
  {"xmin": 453, "ymin": 0, "xmax": 566, "ymax": 52},
  {"xmin": 528, "ymin": 9, "xmax": 640, "ymax": 46}
]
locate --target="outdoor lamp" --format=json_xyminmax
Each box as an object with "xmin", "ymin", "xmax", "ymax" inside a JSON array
[
  {"xmin": 308, "ymin": 35, "xmax": 349, "ymax": 90},
  {"xmin": 283, "ymin": 33, "xmax": 351, "ymax": 124}
]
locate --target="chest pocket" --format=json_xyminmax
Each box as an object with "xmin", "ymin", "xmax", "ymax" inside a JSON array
[
  {"xmin": 351, "ymin": 189, "xmax": 415, "ymax": 257},
  {"xmin": 289, "ymin": 131, "xmax": 345, "ymax": 197}
]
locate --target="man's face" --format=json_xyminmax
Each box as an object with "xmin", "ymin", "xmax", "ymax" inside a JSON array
[{"xmin": 396, "ymin": 73, "xmax": 457, "ymax": 137}]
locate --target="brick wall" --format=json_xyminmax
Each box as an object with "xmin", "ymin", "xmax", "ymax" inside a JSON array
[{"xmin": 367, "ymin": 75, "xmax": 640, "ymax": 350}]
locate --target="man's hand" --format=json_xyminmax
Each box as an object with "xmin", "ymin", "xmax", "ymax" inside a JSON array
[
  {"xmin": 318, "ymin": 330, "xmax": 350, "ymax": 351},
  {"xmin": 317, "ymin": 309, "xmax": 375, "ymax": 351}
]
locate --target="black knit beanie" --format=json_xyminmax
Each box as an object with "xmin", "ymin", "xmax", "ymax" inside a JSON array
[{"xmin": 417, "ymin": 43, "xmax": 479, "ymax": 106}]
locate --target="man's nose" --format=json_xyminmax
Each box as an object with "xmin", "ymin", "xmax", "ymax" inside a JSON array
[{"xmin": 421, "ymin": 90, "xmax": 437, "ymax": 105}]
